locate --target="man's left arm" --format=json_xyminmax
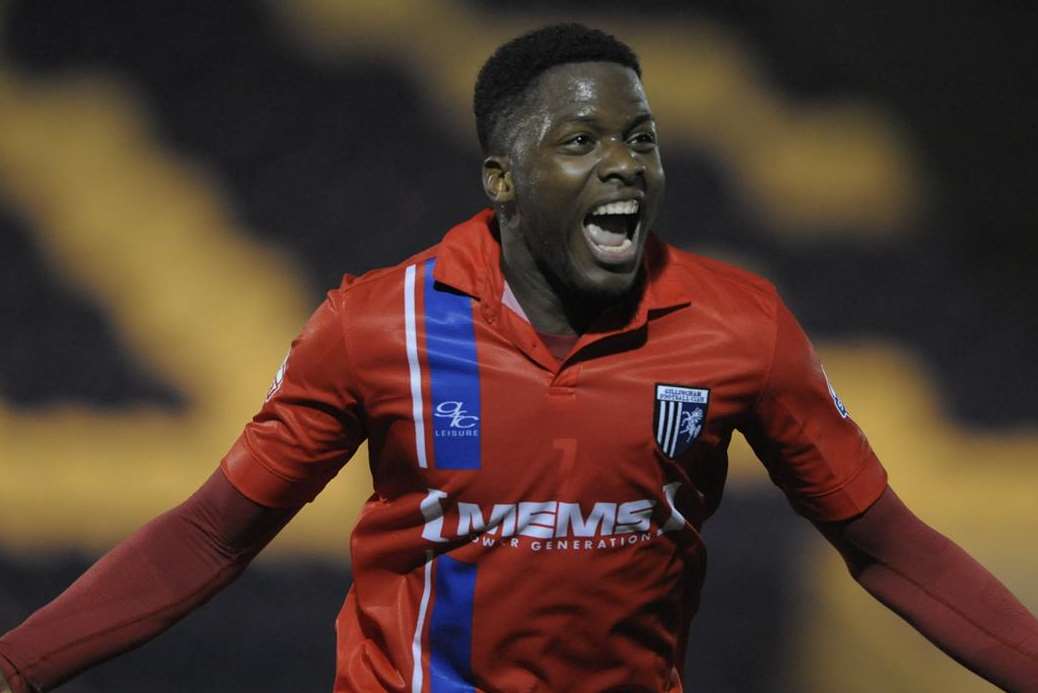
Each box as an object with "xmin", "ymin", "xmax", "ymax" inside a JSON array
[
  {"xmin": 743, "ymin": 292, "xmax": 1038, "ymax": 689},
  {"xmin": 815, "ymin": 485, "xmax": 1038, "ymax": 691}
]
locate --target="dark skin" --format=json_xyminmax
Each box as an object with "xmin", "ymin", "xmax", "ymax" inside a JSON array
[{"xmin": 482, "ymin": 61, "xmax": 665, "ymax": 336}]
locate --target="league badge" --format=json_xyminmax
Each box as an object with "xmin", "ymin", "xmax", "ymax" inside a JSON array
[
  {"xmin": 821, "ymin": 366, "xmax": 849, "ymax": 418},
  {"xmin": 654, "ymin": 384, "xmax": 709, "ymax": 458},
  {"xmin": 265, "ymin": 350, "xmax": 289, "ymax": 402}
]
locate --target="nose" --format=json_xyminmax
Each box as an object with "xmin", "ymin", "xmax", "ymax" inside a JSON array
[{"xmin": 597, "ymin": 138, "xmax": 645, "ymax": 185}]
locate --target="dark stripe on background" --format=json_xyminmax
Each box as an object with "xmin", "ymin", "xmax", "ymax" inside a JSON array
[
  {"xmin": 688, "ymin": 485, "xmax": 811, "ymax": 692},
  {"xmin": 4, "ymin": 0, "xmax": 1035, "ymax": 425},
  {"xmin": 0, "ymin": 201, "xmax": 182, "ymax": 408},
  {"xmin": 3, "ymin": 0, "xmax": 486, "ymax": 295}
]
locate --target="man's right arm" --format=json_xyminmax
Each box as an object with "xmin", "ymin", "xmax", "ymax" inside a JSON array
[
  {"xmin": 0, "ymin": 468, "xmax": 298, "ymax": 693},
  {"xmin": 0, "ymin": 290, "xmax": 365, "ymax": 692}
]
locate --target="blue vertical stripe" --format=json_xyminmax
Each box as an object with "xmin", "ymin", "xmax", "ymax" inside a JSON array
[
  {"xmin": 428, "ymin": 554, "xmax": 477, "ymax": 693},
  {"xmin": 423, "ymin": 258, "xmax": 482, "ymax": 470}
]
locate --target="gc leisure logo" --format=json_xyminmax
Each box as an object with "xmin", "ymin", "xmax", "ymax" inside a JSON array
[{"xmin": 433, "ymin": 400, "xmax": 480, "ymax": 436}]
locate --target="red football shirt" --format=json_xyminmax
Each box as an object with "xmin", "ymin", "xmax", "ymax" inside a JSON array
[{"xmin": 222, "ymin": 209, "xmax": 887, "ymax": 692}]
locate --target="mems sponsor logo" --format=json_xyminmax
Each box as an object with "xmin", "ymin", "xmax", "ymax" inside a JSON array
[{"xmin": 420, "ymin": 483, "xmax": 687, "ymax": 552}]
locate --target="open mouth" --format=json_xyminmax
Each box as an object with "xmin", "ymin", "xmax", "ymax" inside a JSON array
[{"xmin": 582, "ymin": 199, "xmax": 640, "ymax": 264}]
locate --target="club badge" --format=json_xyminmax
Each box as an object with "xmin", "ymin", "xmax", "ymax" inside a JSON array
[{"xmin": 654, "ymin": 384, "xmax": 709, "ymax": 458}]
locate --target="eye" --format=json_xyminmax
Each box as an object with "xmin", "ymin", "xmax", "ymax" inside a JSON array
[
  {"xmin": 561, "ymin": 133, "xmax": 595, "ymax": 152},
  {"xmin": 629, "ymin": 131, "xmax": 657, "ymax": 149}
]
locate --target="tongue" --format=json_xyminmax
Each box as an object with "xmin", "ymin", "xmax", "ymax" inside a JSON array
[{"xmin": 586, "ymin": 218, "xmax": 627, "ymax": 247}]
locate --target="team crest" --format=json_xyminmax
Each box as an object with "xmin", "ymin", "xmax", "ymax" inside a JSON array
[{"xmin": 653, "ymin": 384, "xmax": 710, "ymax": 458}]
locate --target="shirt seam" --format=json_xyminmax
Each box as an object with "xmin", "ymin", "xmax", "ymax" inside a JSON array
[
  {"xmin": 856, "ymin": 548, "xmax": 1038, "ymax": 666},
  {"xmin": 750, "ymin": 285, "xmax": 781, "ymax": 413},
  {"xmin": 331, "ymin": 289, "xmax": 366, "ymax": 431},
  {"xmin": 14, "ymin": 562, "xmax": 244, "ymax": 680},
  {"xmin": 236, "ymin": 434, "xmax": 309, "ymax": 490},
  {"xmin": 794, "ymin": 452, "xmax": 882, "ymax": 503}
]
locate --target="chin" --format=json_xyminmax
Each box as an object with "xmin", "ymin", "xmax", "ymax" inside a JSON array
[{"xmin": 568, "ymin": 266, "xmax": 642, "ymax": 305}]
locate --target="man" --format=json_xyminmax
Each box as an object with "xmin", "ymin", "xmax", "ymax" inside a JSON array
[{"xmin": 1, "ymin": 23, "xmax": 1037, "ymax": 692}]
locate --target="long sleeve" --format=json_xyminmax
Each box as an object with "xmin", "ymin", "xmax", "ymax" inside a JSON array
[
  {"xmin": 0, "ymin": 468, "xmax": 298, "ymax": 693},
  {"xmin": 817, "ymin": 485, "xmax": 1038, "ymax": 691}
]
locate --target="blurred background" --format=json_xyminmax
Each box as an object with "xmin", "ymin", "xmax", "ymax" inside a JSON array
[{"xmin": 1, "ymin": 1, "xmax": 1035, "ymax": 691}]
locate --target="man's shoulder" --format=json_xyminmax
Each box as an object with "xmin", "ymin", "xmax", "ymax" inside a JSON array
[
  {"xmin": 655, "ymin": 240, "xmax": 779, "ymax": 318},
  {"xmin": 326, "ymin": 245, "xmax": 441, "ymax": 305},
  {"xmin": 326, "ymin": 210, "xmax": 493, "ymax": 305}
]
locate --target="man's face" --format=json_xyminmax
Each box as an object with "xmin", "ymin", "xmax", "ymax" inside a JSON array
[{"xmin": 505, "ymin": 61, "xmax": 665, "ymax": 301}]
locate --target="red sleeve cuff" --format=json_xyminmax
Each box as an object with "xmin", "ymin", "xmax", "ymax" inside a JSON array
[
  {"xmin": 790, "ymin": 453, "xmax": 889, "ymax": 522},
  {"xmin": 220, "ymin": 436, "xmax": 319, "ymax": 509}
]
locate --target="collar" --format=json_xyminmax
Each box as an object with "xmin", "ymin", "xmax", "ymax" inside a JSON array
[{"xmin": 432, "ymin": 209, "xmax": 692, "ymax": 330}]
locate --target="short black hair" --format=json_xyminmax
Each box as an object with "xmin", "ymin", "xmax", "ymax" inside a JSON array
[{"xmin": 473, "ymin": 23, "xmax": 642, "ymax": 154}]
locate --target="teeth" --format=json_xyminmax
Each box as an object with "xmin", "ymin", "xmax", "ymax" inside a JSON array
[
  {"xmin": 585, "ymin": 222, "xmax": 633, "ymax": 251},
  {"xmin": 590, "ymin": 199, "xmax": 639, "ymax": 216},
  {"xmin": 597, "ymin": 237, "xmax": 633, "ymax": 253}
]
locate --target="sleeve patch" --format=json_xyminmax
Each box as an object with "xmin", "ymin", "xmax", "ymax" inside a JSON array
[
  {"xmin": 822, "ymin": 365, "xmax": 850, "ymax": 418},
  {"xmin": 265, "ymin": 349, "xmax": 290, "ymax": 402}
]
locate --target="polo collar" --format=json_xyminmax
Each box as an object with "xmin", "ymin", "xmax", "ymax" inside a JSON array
[{"xmin": 432, "ymin": 209, "xmax": 692, "ymax": 325}]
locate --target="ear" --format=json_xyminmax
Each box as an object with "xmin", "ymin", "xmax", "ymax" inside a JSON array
[{"xmin": 482, "ymin": 156, "xmax": 515, "ymax": 204}]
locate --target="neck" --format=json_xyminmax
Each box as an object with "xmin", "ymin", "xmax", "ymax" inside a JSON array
[
  {"xmin": 499, "ymin": 256, "xmax": 580, "ymax": 336},
  {"xmin": 496, "ymin": 214, "xmax": 630, "ymax": 336}
]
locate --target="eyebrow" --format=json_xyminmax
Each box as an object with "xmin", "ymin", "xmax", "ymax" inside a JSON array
[
  {"xmin": 626, "ymin": 113, "xmax": 655, "ymax": 129},
  {"xmin": 556, "ymin": 111, "xmax": 656, "ymax": 130}
]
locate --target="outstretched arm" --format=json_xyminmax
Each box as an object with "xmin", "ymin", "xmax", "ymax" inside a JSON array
[
  {"xmin": 816, "ymin": 485, "xmax": 1038, "ymax": 691},
  {"xmin": 0, "ymin": 468, "xmax": 298, "ymax": 693}
]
